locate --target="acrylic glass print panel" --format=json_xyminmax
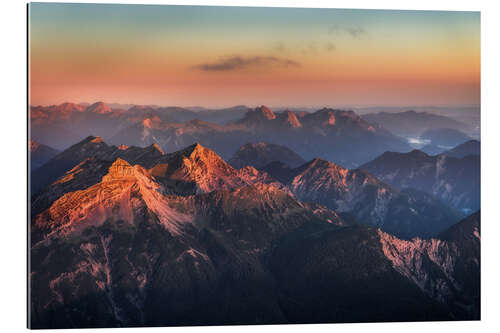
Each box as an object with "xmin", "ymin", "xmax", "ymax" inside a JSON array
[{"xmin": 28, "ymin": 2, "xmax": 480, "ymax": 329}]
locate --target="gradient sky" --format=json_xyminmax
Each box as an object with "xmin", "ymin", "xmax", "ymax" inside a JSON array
[{"xmin": 29, "ymin": 3, "xmax": 480, "ymax": 108}]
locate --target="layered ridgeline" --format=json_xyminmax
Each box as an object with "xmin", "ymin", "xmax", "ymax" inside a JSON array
[
  {"xmin": 30, "ymin": 102, "xmax": 252, "ymax": 150},
  {"xmin": 30, "ymin": 137, "xmax": 479, "ymax": 327},
  {"xmin": 32, "ymin": 101, "xmax": 412, "ymax": 167},
  {"xmin": 110, "ymin": 106, "xmax": 411, "ymax": 167},
  {"xmin": 360, "ymin": 148, "xmax": 480, "ymax": 214},
  {"xmin": 417, "ymin": 128, "xmax": 473, "ymax": 155},
  {"xmin": 419, "ymin": 139, "xmax": 479, "ymax": 158},
  {"xmin": 443, "ymin": 140, "xmax": 480, "ymax": 158},
  {"xmin": 362, "ymin": 110, "xmax": 472, "ymax": 138},
  {"xmin": 32, "ymin": 137, "xmax": 458, "ymax": 239}
]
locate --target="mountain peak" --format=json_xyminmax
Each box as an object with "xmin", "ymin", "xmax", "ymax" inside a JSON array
[
  {"xmin": 29, "ymin": 139, "xmax": 40, "ymax": 152},
  {"xmin": 170, "ymin": 142, "xmax": 225, "ymax": 166},
  {"xmin": 58, "ymin": 136, "xmax": 107, "ymax": 157},
  {"xmin": 102, "ymin": 158, "xmax": 135, "ymax": 181},
  {"xmin": 283, "ymin": 110, "xmax": 302, "ymax": 128},
  {"xmin": 293, "ymin": 157, "xmax": 348, "ymax": 178},
  {"xmin": 408, "ymin": 149, "xmax": 429, "ymax": 157},
  {"xmin": 77, "ymin": 135, "xmax": 105, "ymax": 145},
  {"xmin": 90, "ymin": 136, "xmax": 104, "ymax": 144},
  {"xmin": 58, "ymin": 102, "xmax": 85, "ymax": 112},
  {"xmin": 235, "ymin": 105, "xmax": 278, "ymax": 126},
  {"xmin": 306, "ymin": 157, "xmax": 331, "ymax": 168},
  {"xmin": 86, "ymin": 101, "xmax": 112, "ymax": 114},
  {"xmin": 182, "ymin": 142, "xmax": 205, "ymax": 155},
  {"xmin": 149, "ymin": 142, "xmax": 247, "ymax": 195},
  {"xmin": 256, "ymin": 105, "xmax": 276, "ymax": 120}
]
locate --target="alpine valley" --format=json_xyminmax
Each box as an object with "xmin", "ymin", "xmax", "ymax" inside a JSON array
[{"xmin": 29, "ymin": 102, "xmax": 480, "ymax": 328}]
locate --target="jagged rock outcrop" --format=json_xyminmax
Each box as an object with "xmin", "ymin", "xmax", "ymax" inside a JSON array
[{"xmin": 378, "ymin": 212, "xmax": 480, "ymax": 318}]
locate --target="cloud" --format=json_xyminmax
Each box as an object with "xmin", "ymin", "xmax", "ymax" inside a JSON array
[
  {"xmin": 193, "ymin": 56, "xmax": 301, "ymax": 72},
  {"xmin": 328, "ymin": 25, "xmax": 367, "ymax": 38}
]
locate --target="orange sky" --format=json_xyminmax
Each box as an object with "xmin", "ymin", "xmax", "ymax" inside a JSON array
[{"xmin": 29, "ymin": 4, "xmax": 480, "ymax": 107}]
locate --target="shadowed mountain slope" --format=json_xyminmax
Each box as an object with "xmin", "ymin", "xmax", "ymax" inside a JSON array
[
  {"xmin": 360, "ymin": 149, "xmax": 480, "ymax": 213},
  {"xmin": 229, "ymin": 142, "xmax": 306, "ymax": 169}
]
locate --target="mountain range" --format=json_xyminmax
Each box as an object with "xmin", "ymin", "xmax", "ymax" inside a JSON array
[
  {"xmin": 30, "ymin": 102, "xmax": 252, "ymax": 150},
  {"xmin": 109, "ymin": 105, "xmax": 411, "ymax": 167},
  {"xmin": 29, "ymin": 105, "xmax": 480, "ymax": 328},
  {"xmin": 31, "ymin": 102, "xmax": 416, "ymax": 167},
  {"xmin": 360, "ymin": 148, "xmax": 480, "ymax": 213},
  {"xmin": 29, "ymin": 138, "xmax": 480, "ymax": 327},
  {"xmin": 362, "ymin": 110, "xmax": 473, "ymax": 138},
  {"xmin": 260, "ymin": 157, "xmax": 460, "ymax": 238},
  {"xmin": 31, "ymin": 137, "xmax": 460, "ymax": 239}
]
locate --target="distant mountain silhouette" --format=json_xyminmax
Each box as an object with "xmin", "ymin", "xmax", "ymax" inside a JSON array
[
  {"xmin": 443, "ymin": 140, "xmax": 480, "ymax": 158},
  {"xmin": 362, "ymin": 110, "xmax": 471, "ymax": 137},
  {"xmin": 108, "ymin": 105, "xmax": 411, "ymax": 167}
]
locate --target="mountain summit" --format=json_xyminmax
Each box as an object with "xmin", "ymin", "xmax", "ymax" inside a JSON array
[
  {"xmin": 86, "ymin": 101, "xmax": 113, "ymax": 114},
  {"xmin": 256, "ymin": 105, "xmax": 276, "ymax": 119}
]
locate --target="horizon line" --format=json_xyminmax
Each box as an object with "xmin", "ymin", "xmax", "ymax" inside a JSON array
[{"xmin": 29, "ymin": 100, "xmax": 481, "ymax": 110}]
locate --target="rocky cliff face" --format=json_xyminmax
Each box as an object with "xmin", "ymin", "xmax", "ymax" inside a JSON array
[
  {"xmin": 267, "ymin": 213, "xmax": 479, "ymax": 323},
  {"xmin": 379, "ymin": 212, "xmax": 480, "ymax": 318}
]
